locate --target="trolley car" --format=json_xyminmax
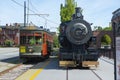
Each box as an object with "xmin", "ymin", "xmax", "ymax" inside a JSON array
[{"xmin": 19, "ymin": 26, "xmax": 53, "ymax": 60}]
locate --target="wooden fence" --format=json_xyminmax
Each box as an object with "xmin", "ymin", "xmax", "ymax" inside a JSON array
[{"xmin": 98, "ymin": 48, "xmax": 114, "ymax": 59}]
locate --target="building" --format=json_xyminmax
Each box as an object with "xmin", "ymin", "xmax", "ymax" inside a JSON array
[
  {"xmin": 112, "ymin": 8, "xmax": 120, "ymax": 36},
  {"xmin": 0, "ymin": 23, "xmax": 22, "ymax": 46},
  {"xmin": 0, "ymin": 23, "xmax": 54, "ymax": 46}
]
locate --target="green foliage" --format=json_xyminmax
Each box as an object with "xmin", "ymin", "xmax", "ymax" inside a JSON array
[
  {"xmin": 98, "ymin": 26, "xmax": 102, "ymax": 30},
  {"xmin": 60, "ymin": 0, "xmax": 77, "ymax": 22},
  {"xmin": 5, "ymin": 39, "xmax": 14, "ymax": 47},
  {"xmin": 94, "ymin": 26, "xmax": 112, "ymax": 31},
  {"xmin": 36, "ymin": 39, "xmax": 42, "ymax": 44},
  {"xmin": 29, "ymin": 38, "xmax": 36, "ymax": 45},
  {"xmin": 53, "ymin": 35, "xmax": 59, "ymax": 48},
  {"xmin": 103, "ymin": 26, "xmax": 112, "ymax": 31},
  {"xmin": 101, "ymin": 34, "xmax": 111, "ymax": 45},
  {"xmin": 94, "ymin": 26, "xmax": 102, "ymax": 31}
]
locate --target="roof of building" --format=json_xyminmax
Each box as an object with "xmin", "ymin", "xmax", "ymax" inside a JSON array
[
  {"xmin": 113, "ymin": 8, "xmax": 120, "ymax": 14},
  {"xmin": 0, "ymin": 23, "xmax": 53, "ymax": 34},
  {"xmin": 112, "ymin": 8, "xmax": 120, "ymax": 20}
]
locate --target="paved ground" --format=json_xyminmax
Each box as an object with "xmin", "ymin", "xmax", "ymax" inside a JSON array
[
  {"xmin": 0, "ymin": 48, "xmax": 19, "ymax": 73},
  {"xmin": 94, "ymin": 57, "xmax": 114, "ymax": 80},
  {"xmin": 0, "ymin": 48, "xmax": 19, "ymax": 60},
  {"xmin": 16, "ymin": 57, "xmax": 114, "ymax": 80},
  {"xmin": 0, "ymin": 48, "xmax": 114, "ymax": 80}
]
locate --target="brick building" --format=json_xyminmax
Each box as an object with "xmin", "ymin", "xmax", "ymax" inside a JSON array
[
  {"xmin": 0, "ymin": 22, "xmax": 56, "ymax": 46},
  {"xmin": 0, "ymin": 23, "xmax": 22, "ymax": 46}
]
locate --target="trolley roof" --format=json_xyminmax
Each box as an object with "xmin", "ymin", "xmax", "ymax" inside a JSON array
[{"xmin": 20, "ymin": 25, "xmax": 53, "ymax": 35}]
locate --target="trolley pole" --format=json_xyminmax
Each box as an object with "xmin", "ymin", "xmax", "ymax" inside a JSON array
[{"xmin": 27, "ymin": 14, "xmax": 49, "ymax": 28}]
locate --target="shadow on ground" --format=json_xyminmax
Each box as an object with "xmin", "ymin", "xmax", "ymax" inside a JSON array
[
  {"xmin": 31, "ymin": 57, "xmax": 90, "ymax": 70},
  {"xmin": 0, "ymin": 56, "xmax": 21, "ymax": 64}
]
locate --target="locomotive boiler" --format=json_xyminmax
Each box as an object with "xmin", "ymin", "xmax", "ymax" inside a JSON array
[{"xmin": 59, "ymin": 7, "xmax": 99, "ymax": 67}]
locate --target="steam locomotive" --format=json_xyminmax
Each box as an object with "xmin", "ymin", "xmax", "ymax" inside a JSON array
[{"xmin": 59, "ymin": 7, "xmax": 99, "ymax": 67}]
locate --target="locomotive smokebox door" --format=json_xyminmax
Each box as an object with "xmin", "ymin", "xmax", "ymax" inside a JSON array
[{"xmin": 66, "ymin": 19, "xmax": 92, "ymax": 45}]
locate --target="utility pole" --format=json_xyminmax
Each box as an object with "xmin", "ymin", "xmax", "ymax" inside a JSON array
[
  {"xmin": 24, "ymin": 1, "xmax": 26, "ymax": 27},
  {"xmin": 27, "ymin": 0, "xmax": 29, "ymax": 25}
]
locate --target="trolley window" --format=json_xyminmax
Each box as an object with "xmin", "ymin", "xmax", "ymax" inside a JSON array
[{"xmin": 20, "ymin": 31, "xmax": 42, "ymax": 45}]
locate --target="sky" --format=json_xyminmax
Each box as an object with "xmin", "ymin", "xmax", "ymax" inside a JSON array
[{"xmin": 0, "ymin": 0, "xmax": 119, "ymax": 31}]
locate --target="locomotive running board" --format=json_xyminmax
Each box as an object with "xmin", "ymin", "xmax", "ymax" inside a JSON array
[
  {"xmin": 59, "ymin": 61, "xmax": 76, "ymax": 67},
  {"xmin": 82, "ymin": 61, "xmax": 99, "ymax": 67}
]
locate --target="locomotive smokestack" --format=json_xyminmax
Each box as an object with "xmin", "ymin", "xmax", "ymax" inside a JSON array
[{"xmin": 75, "ymin": 7, "xmax": 83, "ymax": 19}]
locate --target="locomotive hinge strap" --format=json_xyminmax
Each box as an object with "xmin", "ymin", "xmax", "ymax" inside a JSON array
[{"xmin": 82, "ymin": 61, "xmax": 99, "ymax": 67}]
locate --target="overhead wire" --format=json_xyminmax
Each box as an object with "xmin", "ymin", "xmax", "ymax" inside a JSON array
[
  {"xmin": 29, "ymin": 0, "xmax": 48, "ymax": 28},
  {"xmin": 29, "ymin": 0, "xmax": 39, "ymax": 12},
  {"xmin": 11, "ymin": 0, "xmax": 59, "ymax": 26},
  {"xmin": 29, "ymin": 0, "xmax": 59, "ymax": 25},
  {"xmin": 11, "ymin": 0, "xmax": 23, "ymax": 7}
]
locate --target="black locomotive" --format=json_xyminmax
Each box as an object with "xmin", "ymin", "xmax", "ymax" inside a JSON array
[{"xmin": 59, "ymin": 7, "xmax": 99, "ymax": 67}]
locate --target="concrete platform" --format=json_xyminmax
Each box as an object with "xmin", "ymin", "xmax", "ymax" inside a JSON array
[
  {"xmin": 16, "ymin": 59, "xmax": 50, "ymax": 80},
  {"xmin": 15, "ymin": 57, "xmax": 114, "ymax": 80}
]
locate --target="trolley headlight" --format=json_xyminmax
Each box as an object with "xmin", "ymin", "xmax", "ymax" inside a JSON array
[
  {"xmin": 28, "ymin": 47, "xmax": 34, "ymax": 53},
  {"xmin": 29, "ymin": 48, "xmax": 32, "ymax": 52}
]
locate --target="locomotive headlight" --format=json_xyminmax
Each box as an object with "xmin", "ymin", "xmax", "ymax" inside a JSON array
[{"xmin": 77, "ymin": 13, "xmax": 81, "ymax": 17}]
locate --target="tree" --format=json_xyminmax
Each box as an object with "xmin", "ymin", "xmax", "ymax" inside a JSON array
[
  {"xmin": 60, "ymin": 0, "xmax": 77, "ymax": 22},
  {"xmin": 94, "ymin": 26, "xmax": 112, "ymax": 31},
  {"xmin": 98, "ymin": 26, "xmax": 103, "ymax": 30},
  {"xmin": 29, "ymin": 38, "xmax": 36, "ymax": 45},
  {"xmin": 101, "ymin": 34, "xmax": 111, "ymax": 45},
  {"xmin": 5, "ymin": 39, "xmax": 14, "ymax": 47},
  {"xmin": 103, "ymin": 26, "xmax": 112, "ymax": 31},
  {"xmin": 53, "ymin": 35, "xmax": 59, "ymax": 48},
  {"xmin": 94, "ymin": 26, "xmax": 102, "ymax": 31}
]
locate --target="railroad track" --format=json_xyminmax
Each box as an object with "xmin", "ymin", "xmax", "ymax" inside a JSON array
[
  {"xmin": 0, "ymin": 63, "xmax": 35, "ymax": 80},
  {"xmin": 0, "ymin": 63, "xmax": 22, "ymax": 76},
  {"xmin": 100, "ymin": 57, "xmax": 114, "ymax": 65},
  {"xmin": 65, "ymin": 66, "xmax": 103, "ymax": 80},
  {"xmin": 91, "ymin": 70, "xmax": 103, "ymax": 80},
  {"xmin": 89, "ymin": 57, "xmax": 114, "ymax": 80},
  {"xmin": 90, "ymin": 57, "xmax": 114, "ymax": 80}
]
